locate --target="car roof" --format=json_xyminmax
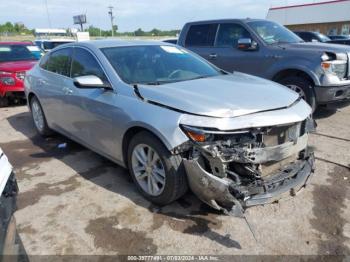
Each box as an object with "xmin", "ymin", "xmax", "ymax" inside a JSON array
[
  {"xmin": 184, "ymin": 18, "xmax": 266, "ymax": 25},
  {"xmin": 65, "ymin": 39, "xmax": 174, "ymax": 49},
  {"xmin": 0, "ymin": 41, "xmax": 33, "ymax": 45}
]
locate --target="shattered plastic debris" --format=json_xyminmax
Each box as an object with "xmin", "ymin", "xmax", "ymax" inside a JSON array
[{"xmin": 57, "ymin": 143, "xmax": 67, "ymax": 149}]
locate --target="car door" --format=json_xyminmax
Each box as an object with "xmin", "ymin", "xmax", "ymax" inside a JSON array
[
  {"xmin": 183, "ymin": 23, "xmax": 218, "ymax": 62},
  {"xmin": 38, "ymin": 47, "xmax": 74, "ymax": 131},
  {"xmin": 68, "ymin": 47, "xmax": 118, "ymax": 158},
  {"xmin": 208, "ymin": 23, "xmax": 267, "ymax": 76}
]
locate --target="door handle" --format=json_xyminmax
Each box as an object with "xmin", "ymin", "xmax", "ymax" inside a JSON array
[
  {"xmin": 38, "ymin": 79, "xmax": 46, "ymax": 85},
  {"xmin": 265, "ymin": 54, "xmax": 282, "ymax": 59},
  {"xmin": 63, "ymin": 87, "xmax": 73, "ymax": 95},
  {"xmin": 209, "ymin": 53, "xmax": 217, "ymax": 59}
]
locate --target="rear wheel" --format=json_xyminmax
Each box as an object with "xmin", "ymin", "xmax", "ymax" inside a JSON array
[
  {"xmin": 127, "ymin": 131, "xmax": 188, "ymax": 205},
  {"xmin": 0, "ymin": 97, "xmax": 8, "ymax": 107},
  {"xmin": 279, "ymin": 76, "xmax": 317, "ymax": 112},
  {"xmin": 30, "ymin": 96, "xmax": 52, "ymax": 136}
]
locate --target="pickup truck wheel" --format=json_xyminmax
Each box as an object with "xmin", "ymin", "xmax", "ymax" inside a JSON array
[
  {"xmin": 30, "ymin": 96, "xmax": 52, "ymax": 136},
  {"xmin": 127, "ymin": 131, "xmax": 188, "ymax": 205},
  {"xmin": 279, "ymin": 76, "xmax": 316, "ymax": 112},
  {"xmin": 0, "ymin": 97, "xmax": 9, "ymax": 107}
]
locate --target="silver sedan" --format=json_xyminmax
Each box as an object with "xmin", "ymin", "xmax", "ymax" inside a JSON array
[{"xmin": 24, "ymin": 40, "xmax": 315, "ymax": 216}]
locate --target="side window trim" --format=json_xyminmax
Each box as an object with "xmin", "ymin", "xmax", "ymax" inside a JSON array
[{"xmin": 71, "ymin": 46, "xmax": 113, "ymax": 87}]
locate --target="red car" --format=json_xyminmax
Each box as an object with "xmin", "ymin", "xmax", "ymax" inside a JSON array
[{"xmin": 0, "ymin": 42, "xmax": 41, "ymax": 107}]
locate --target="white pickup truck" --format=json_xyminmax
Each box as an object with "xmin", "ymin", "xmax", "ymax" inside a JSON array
[{"xmin": 0, "ymin": 148, "xmax": 19, "ymax": 256}]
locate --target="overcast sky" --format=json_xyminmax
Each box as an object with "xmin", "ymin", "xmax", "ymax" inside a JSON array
[{"xmin": 0, "ymin": 0, "xmax": 331, "ymax": 31}]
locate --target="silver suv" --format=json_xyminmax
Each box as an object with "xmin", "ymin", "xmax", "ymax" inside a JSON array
[{"xmin": 25, "ymin": 40, "xmax": 314, "ymax": 215}]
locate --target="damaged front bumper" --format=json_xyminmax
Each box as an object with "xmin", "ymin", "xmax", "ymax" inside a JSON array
[
  {"xmin": 184, "ymin": 150, "xmax": 314, "ymax": 216},
  {"xmin": 181, "ymin": 119, "xmax": 316, "ymax": 216}
]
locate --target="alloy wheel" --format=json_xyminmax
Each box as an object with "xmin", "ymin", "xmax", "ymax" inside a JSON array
[
  {"xmin": 287, "ymin": 84, "xmax": 307, "ymax": 101},
  {"xmin": 31, "ymin": 100, "xmax": 45, "ymax": 132},
  {"xmin": 131, "ymin": 144, "xmax": 166, "ymax": 196}
]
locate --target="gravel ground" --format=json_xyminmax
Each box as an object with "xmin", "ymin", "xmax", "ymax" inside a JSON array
[{"xmin": 0, "ymin": 104, "xmax": 349, "ymax": 256}]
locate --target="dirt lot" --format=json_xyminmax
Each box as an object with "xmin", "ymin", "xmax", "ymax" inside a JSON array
[{"xmin": 0, "ymin": 104, "xmax": 349, "ymax": 256}]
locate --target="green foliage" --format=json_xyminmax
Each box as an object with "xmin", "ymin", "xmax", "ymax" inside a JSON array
[
  {"xmin": 0, "ymin": 21, "xmax": 179, "ymax": 37},
  {"xmin": 87, "ymin": 25, "xmax": 179, "ymax": 37},
  {"xmin": 0, "ymin": 22, "xmax": 32, "ymax": 35}
]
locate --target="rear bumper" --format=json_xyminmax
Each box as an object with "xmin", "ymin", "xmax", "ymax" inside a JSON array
[
  {"xmin": 315, "ymin": 84, "xmax": 350, "ymax": 104},
  {"xmin": 183, "ymin": 151, "xmax": 315, "ymax": 216}
]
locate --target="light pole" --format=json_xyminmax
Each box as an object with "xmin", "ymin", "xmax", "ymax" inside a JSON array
[{"xmin": 108, "ymin": 6, "xmax": 115, "ymax": 37}]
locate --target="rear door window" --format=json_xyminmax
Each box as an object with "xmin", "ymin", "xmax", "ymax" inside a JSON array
[
  {"xmin": 46, "ymin": 48, "xmax": 72, "ymax": 76},
  {"xmin": 185, "ymin": 24, "xmax": 218, "ymax": 47},
  {"xmin": 71, "ymin": 48, "xmax": 108, "ymax": 82}
]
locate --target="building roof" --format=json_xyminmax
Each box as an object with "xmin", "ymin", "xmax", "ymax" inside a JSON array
[{"xmin": 267, "ymin": 0, "xmax": 350, "ymax": 25}]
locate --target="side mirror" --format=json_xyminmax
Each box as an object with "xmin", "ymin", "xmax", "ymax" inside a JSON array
[
  {"xmin": 73, "ymin": 75, "xmax": 112, "ymax": 90},
  {"xmin": 237, "ymin": 38, "xmax": 258, "ymax": 51}
]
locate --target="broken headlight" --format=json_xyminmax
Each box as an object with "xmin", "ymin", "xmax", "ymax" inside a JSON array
[
  {"xmin": 180, "ymin": 125, "xmax": 256, "ymax": 144},
  {"xmin": 180, "ymin": 125, "xmax": 214, "ymax": 142},
  {"xmin": 321, "ymin": 52, "xmax": 348, "ymax": 80}
]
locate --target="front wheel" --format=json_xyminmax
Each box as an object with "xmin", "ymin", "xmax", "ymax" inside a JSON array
[
  {"xmin": 127, "ymin": 131, "xmax": 188, "ymax": 205},
  {"xmin": 279, "ymin": 76, "xmax": 317, "ymax": 112}
]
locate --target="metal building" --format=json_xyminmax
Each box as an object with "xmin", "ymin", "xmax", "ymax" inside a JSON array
[{"xmin": 267, "ymin": 0, "xmax": 350, "ymax": 35}]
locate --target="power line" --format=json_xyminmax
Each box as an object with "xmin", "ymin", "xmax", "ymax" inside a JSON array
[{"xmin": 44, "ymin": 0, "xmax": 52, "ymax": 28}]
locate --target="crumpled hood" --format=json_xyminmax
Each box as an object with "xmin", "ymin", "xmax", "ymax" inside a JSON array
[
  {"xmin": 137, "ymin": 73, "xmax": 300, "ymax": 118},
  {"xmin": 0, "ymin": 60, "xmax": 37, "ymax": 72},
  {"xmin": 280, "ymin": 42, "xmax": 350, "ymax": 54}
]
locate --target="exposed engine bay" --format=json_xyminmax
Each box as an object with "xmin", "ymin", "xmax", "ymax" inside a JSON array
[{"xmin": 181, "ymin": 117, "xmax": 316, "ymax": 216}]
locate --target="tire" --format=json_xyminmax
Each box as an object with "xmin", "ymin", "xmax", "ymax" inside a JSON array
[
  {"xmin": 0, "ymin": 96, "xmax": 9, "ymax": 107},
  {"xmin": 127, "ymin": 131, "xmax": 188, "ymax": 205},
  {"xmin": 30, "ymin": 96, "xmax": 52, "ymax": 136},
  {"xmin": 278, "ymin": 76, "xmax": 317, "ymax": 112}
]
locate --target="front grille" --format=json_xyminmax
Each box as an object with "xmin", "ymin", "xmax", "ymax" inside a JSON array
[{"xmin": 16, "ymin": 71, "xmax": 26, "ymax": 81}]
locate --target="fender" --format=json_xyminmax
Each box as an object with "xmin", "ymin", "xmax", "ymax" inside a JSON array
[{"xmin": 266, "ymin": 58, "xmax": 321, "ymax": 86}]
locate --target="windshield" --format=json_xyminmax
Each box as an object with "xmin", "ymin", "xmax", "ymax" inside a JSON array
[
  {"xmin": 316, "ymin": 33, "xmax": 331, "ymax": 42},
  {"xmin": 248, "ymin": 20, "xmax": 303, "ymax": 45},
  {"xmin": 26, "ymin": 45, "xmax": 44, "ymax": 59},
  {"xmin": 0, "ymin": 45, "xmax": 38, "ymax": 62},
  {"xmin": 101, "ymin": 45, "xmax": 222, "ymax": 85}
]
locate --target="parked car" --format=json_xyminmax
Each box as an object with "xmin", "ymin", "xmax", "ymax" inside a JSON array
[
  {"xmin": 177, "ymin": 19, "xmax": 350, "ymax": 111},
  {"xmin": 25, "ymin": 40, "xmax": 315, "ymax": 215},
  {"xmin": 328, "ymin": 35, "xmax": 350, "ymax": 40},
  {"xmin": 294, "ymin": 31, "xmax": 331, "ymax": 43},
  {"xmin": 327, "ymin": 36, "xmax": 350, "ymax": 46},
  {"xmin": 0, "ymin": 147, "xmax": 19, "ymax": 256},
  {"xmin": 295, "ymin": 31, "xmax": 350, "ymax": 46},
  {"xmin": 34, "ymin": 39, "xmax": 75, "ymax": 52},
  {"xmin": 0, "ymin": 42, "xmax": 40, "ymax": 106}
]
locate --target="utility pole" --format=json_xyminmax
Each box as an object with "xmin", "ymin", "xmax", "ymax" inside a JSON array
[{"xmin": 108, "ymin": 6, "xmax": 115, "ymax": 37}]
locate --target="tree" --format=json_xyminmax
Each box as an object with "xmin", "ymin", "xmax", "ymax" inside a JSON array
[{"xmin": 134, "ymin": 28, "xmax": 145, "ymax": 36}]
